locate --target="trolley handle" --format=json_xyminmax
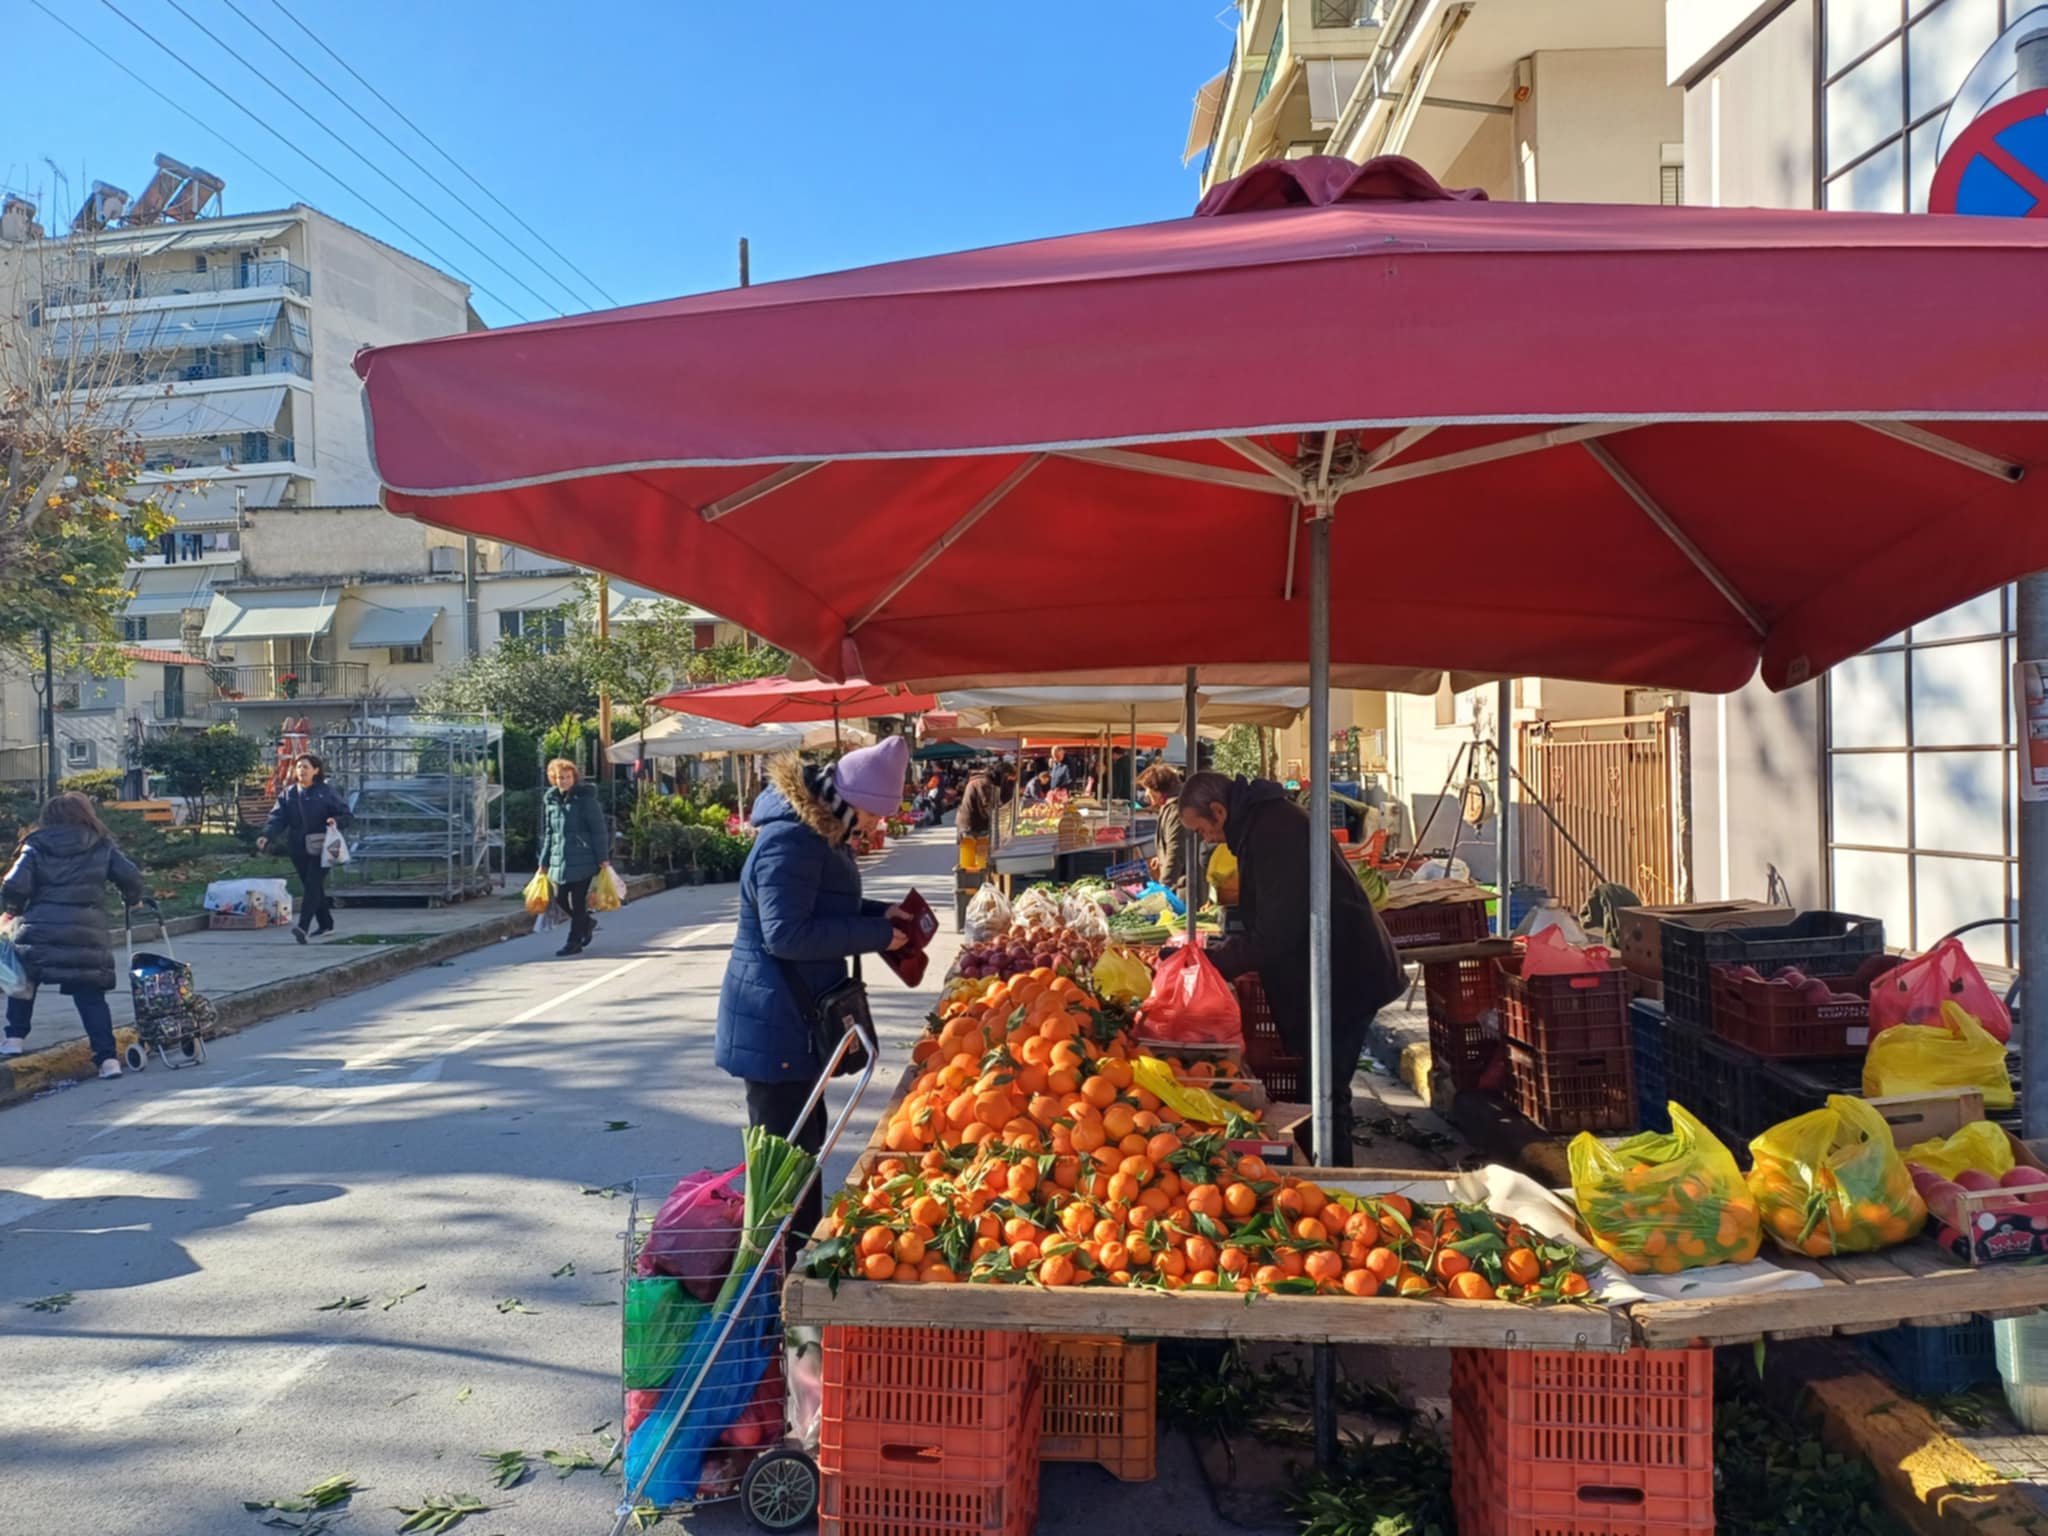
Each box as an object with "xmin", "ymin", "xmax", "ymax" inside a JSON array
[{"xmin": 124, "ymin": 899, "xmax": 171, "ymax": 966}]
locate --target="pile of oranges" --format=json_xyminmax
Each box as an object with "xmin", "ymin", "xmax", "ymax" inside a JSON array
[{"xmin": 810, "ymin": 968, "xmax": 1593, "ymax": 1305}]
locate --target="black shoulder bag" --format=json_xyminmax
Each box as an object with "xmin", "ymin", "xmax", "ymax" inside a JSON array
[{"xmin": 776, "ymin": 955, "xmax": 874, "ymax": 1078}]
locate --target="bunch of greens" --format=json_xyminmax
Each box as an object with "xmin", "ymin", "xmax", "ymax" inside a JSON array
[{"xmin": 716, "ymin": 1125, "xmax": 816, "ymax": 1309}]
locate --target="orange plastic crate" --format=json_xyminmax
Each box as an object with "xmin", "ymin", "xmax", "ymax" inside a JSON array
[
  {"xmin": 821, "ymin": 1326, "xmax": 1037, "ymax": 1435},
  {"xmin": 820, "ymin": 1384, "xmax": 1041, "ymax": 1536},
  {"xmin": 1451, "ymin": 1346, "xmax": 1714, "ymax": 1534},
  {"xmin": 1040, "ymin": 1335, "xmax": 1157, "ymax": 1482}
]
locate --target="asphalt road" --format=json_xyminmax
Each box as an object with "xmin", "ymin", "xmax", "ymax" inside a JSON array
[{"xmin": 0, "ymin": 829, "xmax": 1248, "ymax": 1536}]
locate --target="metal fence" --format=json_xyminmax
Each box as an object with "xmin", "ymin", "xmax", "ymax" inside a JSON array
[
  {"xmin": 215, "ymin": 661, "xmax": 367, "ymax": 701},
  {"xmin": 1516, "ymin": 709, "xmax": 1690, "ymax": 913}
]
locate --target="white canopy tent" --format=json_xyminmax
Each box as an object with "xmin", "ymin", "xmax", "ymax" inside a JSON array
[
  {"xmin": 931, "ymin": 684, "xmax": 1308, "ymax": 735},
  {"xmin": 607, "ymin": 713, "xmax": 872, "ymax": 764}
]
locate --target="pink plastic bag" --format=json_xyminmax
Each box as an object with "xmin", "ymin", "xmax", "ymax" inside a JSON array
[
  {"xmin": 637, "ymin": 1165, "xmax": 744, "ymax": 1300},
  {"xmin": 1869, "ymin": 936, "xmax": 2012, "ymax": 1044},
  {"xmin": 1520, "ymin": 925, "xmax": 1613, "ymax": 977},
  {"xmin": 1135, "ymin": 938, "xmax": 1244, "ymax": 1048}
]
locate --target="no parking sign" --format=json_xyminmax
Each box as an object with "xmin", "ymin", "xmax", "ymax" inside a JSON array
[{"xmin": 1929, "ymin": 87, "xmax": 2048, "ymax": 216}]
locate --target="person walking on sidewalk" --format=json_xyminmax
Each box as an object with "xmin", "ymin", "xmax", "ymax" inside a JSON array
[
  {"xmin": 716, "ymin": 736, "xmax": 913, "ymax": 1246},
  {"xmin": 537, "ymin": 758, "xmax": 611, "ymax": 958},
  {"xmin": 257, "ymin": 753, "xmax": 352, "ymax": 944},
  {"xmin": 1, "ymin": 792, "xmax": 147, "ymax": 1079}
]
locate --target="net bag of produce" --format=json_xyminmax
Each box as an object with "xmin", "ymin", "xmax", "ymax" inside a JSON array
[
  {"xmin": 1901, "ymin": 1120, "xmax": 2015, "ymax": 1183},
  {"xmin": 1863, "ymin": 1001, "xmax": 2014, "ymax": 1110},
  {"xmin": 522, "ymin": 870, "xmax": 553, "ymax": 915},
  {"xmin": 1013, "ymin": 885, "xmax": 1063, "ymax": 930},
  {"xmin": 1092, "ymin": 947, "xmax": 1152, "ymax": 1006},
  {"xmin": 1869, "ymin": 936, "xmax": 2012, "ymax": 1043},
  {"xmin": 962, "ymin": 882, "xmax": 1012, "ymax": 943},
  {"xmin": 1748, "ymin": 1094, "xmax": 1927, "ymax": 1256},
  {"xmin": 1568, "ymin": 1105, "xmax": 1762, "ymax": 1275},
  {"xmin": 1133, "ymin": 937, "xmax": 1244, "ymax": 1048},
  {"xmin": 1060, "ymin": 887, "xmax": 1111, "ymax": 944}
]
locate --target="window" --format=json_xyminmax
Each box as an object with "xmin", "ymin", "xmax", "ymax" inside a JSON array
[
  {"xmin": 388, "ymin": 640, "xmax": 432, "ymax": 666},
  {"xmin": 498, "ymin": 608, "xmax": 567, "ymax": 653},
  {"xmin": 121, "ymin": 616, "xmax": 147, "ymax": 642},
  {"xmin": 65, "ymin": 739, "xmax": 93, "ymax": 767},
  {"xmin": 692, "ymin": 621, "xmax": 719, "ymax": 652},
  {"xmin": 1825, "ymin": 587, "xmax": 2015, "ymax": 965}
]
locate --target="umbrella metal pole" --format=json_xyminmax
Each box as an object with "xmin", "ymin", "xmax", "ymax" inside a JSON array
[
  {"xmin": 2020, "ymin": 29, "xmax": 2048, "ymax": 1141},
  {"xmin": 1306, "ymin": 512, "xmax": 1338, "ymax": 1471},
  {"xmin": 1183, "ymin": 667, "xmax": 1200, "ymax": 916},
  {"xmin": 1496, "ymin": 679, "xmax": 1513, "ymax": 931}
]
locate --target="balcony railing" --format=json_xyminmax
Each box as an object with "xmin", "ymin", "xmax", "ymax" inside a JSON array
[
  {"xmin": 151, "ymin": 690, "xmax": 227, "ymax": 722},
  {"xmin": 50, "ymin": 680, "xmax": 83, "ymax": 711},
  {"xmin": 141, "ymin": 433, "xmax": 298, "ymax": 474},
  {"xmin": 1252, "ymin": 13, "xmax": 1287, "ymax": 107},
  {"xmin": 1312, "ymin": 0, "xmax": 1381, "ymax": 26},
  {"xmin": 48, "ymin": 259, "xmax": 312, "ymax": 308},
  {"xmin": 212, "ymin": 661, "xmax": 369, "ymax": 702}
]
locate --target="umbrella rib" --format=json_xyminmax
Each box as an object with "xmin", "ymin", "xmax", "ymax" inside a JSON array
[
  {"xmin": 1055, "ymin": 445, "xmax": 1297, "ymax": 497},
  {"xmin": 1349, "ymin": 422, "xmax": 1637, "ymax": 491},
  {"xmin": 698, "ymin": 461, "xmax": 827, "ymax": 522},
  {"xmin": 1220, "ymin": 437, "xmax": 1308, "ymax": 497},
  {"xmin": 1583, "ymin": 439, "xmax": 1766, "ymax": 636},
  {"xmin": 847, "ymin": 454, "xmax": 1047, "ymax": 633},
  {"xmin": 1355, "ymin": 424, "xmax": 1438, "ymax": 477},
  {"xmin": 1858, "ymin": 422, "xmax": 2025, "ymax": 483}
]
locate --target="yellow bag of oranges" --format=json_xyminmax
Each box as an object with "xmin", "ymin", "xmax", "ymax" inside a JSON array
[
  {"xmin": 1863, "ymin": 1001, "xmax": 2014, "ymax": 1110},
  {"xmin": 1207, "ymin": 844, "xmax": 1240, "ymax": 905},
  {"xmin": 1568, "ymin": 1105, "xmax": 1762, "ymax": 1275},
  {"xmin": 1092, "ymin": 948, "xmax": 1152, "ymax": 1006},
  {"xmin": 522, "ymin": 871, "xmax": 554, "ymax": 915},
  {"xmin": 1748, "ymin": 1094, "xmax": 1926, "ymax": 1257},
  {"xmin": 1901, "ymin": 1119, "xmax": 2014, "ymax": 1183}
]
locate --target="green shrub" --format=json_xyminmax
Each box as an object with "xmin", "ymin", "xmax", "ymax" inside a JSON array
[
  {"xmin": 501, "ymin": 726, "xmax": 542, "ymax": 790},
  {"xmin": 58, "ymin": 769, "xmax": 122, "ymax": 802},
  {"xmin": 502, "ymin": 788, "xmax": 540, "ymax": 871}
]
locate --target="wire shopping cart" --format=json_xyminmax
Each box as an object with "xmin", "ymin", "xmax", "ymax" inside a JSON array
[
  {"xmin": 611, "ymin": 1016, "xmax": 878, "ymax": 1535},
  {"xmin": 123, "ymin": 901, "xmax": 213, "ymax": 1072}
]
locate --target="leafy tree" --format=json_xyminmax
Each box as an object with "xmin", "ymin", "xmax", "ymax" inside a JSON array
[
  {"xmin": 416, "ymin": 629, "xmax": 601, "ymax": 731},
  {"xmin": 1213, "ymin": 724, "xmax": 1265, "ymax": 780},
  {"xmin": 139, "ymin": 726, "xmax": 262, "ymax": 831}
]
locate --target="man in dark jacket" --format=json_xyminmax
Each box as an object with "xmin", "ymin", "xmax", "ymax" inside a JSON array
[
  {"xmin": 955, "ymin": 764, "xmax": 1006, "ymax": 840},
  {"xmin": 2, "ymin": 792, "xmax": 147, "ymax": 1076},
  {"xmin": 258, "ymin": 753, "xmax": 352, "ymax": 943},
  {"xmin": 1177, "ymin": 771, "xmax": 1404, "ymax": 1165}
]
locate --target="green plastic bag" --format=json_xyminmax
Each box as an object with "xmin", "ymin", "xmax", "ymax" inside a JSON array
[
  {"xmin": 1863, "ymin": 1001, "xmax": 2014, "ymax": 1111},
  {"xmin": 624, "ymin": 1276, "xmax": 705, "ymax": 1390}
]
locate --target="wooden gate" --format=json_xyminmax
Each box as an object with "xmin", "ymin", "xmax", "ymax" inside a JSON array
[{"xmin": 1516, "ymin": 710, "xmax": 1690, "ymax": 913}]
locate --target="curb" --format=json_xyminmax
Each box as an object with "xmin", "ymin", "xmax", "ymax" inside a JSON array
[{"xmin": 0, "ymin": 873, "xmax": 671, "ymax": 1110}]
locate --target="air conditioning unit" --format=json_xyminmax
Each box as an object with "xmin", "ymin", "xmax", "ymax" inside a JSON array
[
  {"xmin": 258, "ymin": 246, "xmax": 290, "ymax": 264},
  {"xmin": 428, "ymin": 546, "xmax": 459, "ymax": 574}
]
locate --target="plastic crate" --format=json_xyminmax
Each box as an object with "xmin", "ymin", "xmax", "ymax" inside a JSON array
[
  {"xmin": 820, "ymin": 1383, "xmax": 1041, "ymax": 1536},
  {"xmin": 1660, "ymin": 911, "xmax": 1882, "ymax": 1031},
  {"xmin": 1039, "ymin": 1335, "xmax": 1156, "ymax": 1482},
  {"xmin": 1236, "ymin": 974, "xmax": 1306, "ymax": 1101},
  {"xmin": 1452, "ymin": 1346, "xmax": 1714, "ymax": 1535},
  {"xmin": 1498, "ymin": 955, "xmax": 1631, "ymax": 1054},
  {"xmin": 821, "ymin": 1327, "xmax": 1038, "ymax": 1438},
  {"xmin": 1425, "ymin": 958, "xmax": 1505, "ymax": 1093},
  {"xmin": 1861, "ymin": 1319, "xmax": 1999, "ymax": 1396},
  {"xmin": 1698, "ymin": 1032, "xmax": 1769, "ymax": 1146},
  {"xmin": 1504, "ymin": 1039, "xmax": 1634, "ymax": 1134},
  {"xmin": 1710, "ymin": 966, "xmax": 1872, "ymax": 1060},
  {"xmin": 1381, "ymin": 896, "xmax": 1490, "ymax": 949},
  {"xmin": 1631, "ymin": 998, "xmax": 1670, "ymax": 1134}
]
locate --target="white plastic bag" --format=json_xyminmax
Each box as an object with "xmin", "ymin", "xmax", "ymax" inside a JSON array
[
  {"xmin": 534, "ymin": 905, "xmax": 561, "ymax": 934},
  {"xmin": 0, "ymin": 932, "xmax": 31, "ymax": 1001},
  {"xmin": 320, "ymin": 826, "xmax": 350, "ymax": 868},
  {"xmin": 963, "ymin": 883, "xmax": 1012, "ymax": 943}
]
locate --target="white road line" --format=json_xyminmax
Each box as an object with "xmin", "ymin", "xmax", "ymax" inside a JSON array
[{"xmin": 0, "ymin": 1147, "xmax": 206, "ymax": 1228}]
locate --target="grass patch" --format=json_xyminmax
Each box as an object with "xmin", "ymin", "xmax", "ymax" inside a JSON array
[{"xmin": 322, "ymin": 933, "xmax": 432, "ymax": 947}]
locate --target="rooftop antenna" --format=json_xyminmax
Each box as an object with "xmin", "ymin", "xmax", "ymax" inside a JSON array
[{"xmin": 738, "ymin": 236, "xmax": 750, "ymax": 288}]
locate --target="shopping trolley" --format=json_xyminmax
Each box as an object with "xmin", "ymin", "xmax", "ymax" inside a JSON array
[
  {"xmin": 610, "ymin": 1015, "xmax": 878, "ymax": 1535},
  {"xmin": 123, "ymin": 901, "xmax": 213, "ymax": 1071}
]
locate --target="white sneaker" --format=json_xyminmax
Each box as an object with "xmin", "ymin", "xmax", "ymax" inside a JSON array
[
  {"xmin": 0, "ymin": 1038, "xmax": 22, "ymax": 1056},
  {"xmin": 97, "ymin": 1059, "xmax": 122, "ymax": 1079}
]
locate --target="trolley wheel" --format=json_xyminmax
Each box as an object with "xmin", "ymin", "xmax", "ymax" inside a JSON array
[
  {"xmin": 123, "ymin": 1043, "xmax": 147, "ymax": 1072},
  {"xmin": 740, "ymin": 1446, "xmax": 818, "ymax": 1532},
  {"xmin": 180, "ymin": 1036, "xmax": 200, "ymax": 1060}
]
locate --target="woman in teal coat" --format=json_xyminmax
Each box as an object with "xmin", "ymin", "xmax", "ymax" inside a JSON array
[{"xmin": 536, "ymin": 758, "xmax": 612, "ymax": 957}]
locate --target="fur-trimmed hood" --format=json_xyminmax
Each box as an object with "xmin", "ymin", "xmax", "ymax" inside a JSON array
[{"xmin": 762, "ymin": 754, "xmax": 849, "ymax": 847}]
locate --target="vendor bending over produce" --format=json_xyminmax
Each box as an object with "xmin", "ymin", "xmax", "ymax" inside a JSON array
[{"xmin": 1176, "ymin": 771, "xmax": 1404, "ymax": 1166}]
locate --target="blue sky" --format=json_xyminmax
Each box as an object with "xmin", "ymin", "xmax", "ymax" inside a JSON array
[{"xmin": 8, "ymin": 1, "xmax": 1232, "ymax": 326}]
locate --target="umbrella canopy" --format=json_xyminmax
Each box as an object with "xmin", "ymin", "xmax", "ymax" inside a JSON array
[
  {"xmin": 359, "ymin": 155, "xmax": 2048, "ymax": 697},
  {"xmin": 606, "ymin": 714, "xmax": 871, "ymax": 762},
  {"xmin": 911, "ymin": 739, "xmax": 981, "ymax": 762},
  {"xmin": 937, "ymin": 685, "xmax": 1306, "ymax": 731},
  {"xmin": 648, "ymin": 677, "xmax": 937, "ymax": 726}
]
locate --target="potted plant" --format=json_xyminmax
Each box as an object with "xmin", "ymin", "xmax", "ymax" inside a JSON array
[
  {"xmin": 278, "ymin": 671, "xmax": 301, "ymax": 700},
  {"xmin": 674, "ymin": 825, "xmax": 713, "ymax": 886}
]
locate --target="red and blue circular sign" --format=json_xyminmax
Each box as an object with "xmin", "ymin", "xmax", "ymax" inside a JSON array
[{"xmin": 1930, "ymin": 87, "xmax": 2048, "ymax": 217}]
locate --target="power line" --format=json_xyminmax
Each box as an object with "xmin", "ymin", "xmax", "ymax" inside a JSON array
[
  {"xmin": 159, "ymin": 0, "xmax": 567, "ymax": 318},
  {"xmin": 263, "ymin": 0, "xmax": 622, "ymax": 309},
  {"xmin": 213, "ymin": 0, "xmax": 597, "ymax": 313},
  {"xmin": 89, "ymin": 0, "xmax": 535, "ymax": 321}
]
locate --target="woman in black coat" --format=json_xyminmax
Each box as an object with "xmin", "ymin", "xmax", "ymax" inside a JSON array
[
  {"xmin": 257, "ymin": 753, "xmax": 352, "ymax": 943},
  {"xmin": 2, "ymin": 792, "xmax": 147, "ymax": 1078}
]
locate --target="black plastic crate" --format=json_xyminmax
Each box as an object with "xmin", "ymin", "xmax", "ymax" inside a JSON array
[
  {"xmin": 1765, "ymin": 1050, "xmax": 2025, "ymax": 1131},
  {"xmin": 1700, "ymin": 1032, "xmax": 1770, "ymax": 1146},
  {"xmin": 1663, "ymin": 1018, "xmax": 1707, "ymax": 1129},
  {"xmin": 1861, "ymin": 1320, "xmax": 1999, "ymax": 1396},
  {"xmin": 1661, "ymin": 911, "xmax": 1883, "ymax": 1031},
  {"xmin": 1632, "ymin": 997, "xmax": 1669, "ymax": 1133}
]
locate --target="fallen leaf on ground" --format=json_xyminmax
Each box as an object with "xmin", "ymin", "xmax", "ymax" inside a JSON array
[
  {"xmin": 23, "ymin": 1292, "xmax": 74, "ymax": 1313},
  {"xmin": 551, "ymin": 1261, "xmax": 575, "ymax": 1278},
  {"xmin": 495, "ymin": 1298, "xmax": 537, "ymax": 1315},
  {"xmin": 383, "ymin": 1283, "xmax": 427, "ymax": 1310},
  {"xmin": 314, "ymin": 1296, "xmax": 370, "ymax": 1312},
  {"xmin": 393, "ymin": 1493, "xmax": 493, "ymax": 1533},
  {"xmin": 476, "ymin": 1450, "xmax": 529, "ymax": 1489}
]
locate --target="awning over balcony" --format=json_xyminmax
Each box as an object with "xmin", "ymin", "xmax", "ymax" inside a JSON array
[
  {"xmin": 49, "ymin": 298, "xmax": 284, "ymax": 357},
  {"xmin": 347, "ymin": 604, "xmax": 441, "ymax": 649},
  {"xmin": 200, "ymin": 587, "xmax": 337, "ymax": 642},
  {"xmin": 94, "ymin": 218, "xmax": 298, "ymax": 259},
  {"xmin": 1184, "ymin": 70, "xmax": 1228, "ymax": 165},
  {"xmin": 152, "ymin": 475, "xmax": 290, "ymax": 520},
  {"xmin": 124, "ymin": 562, "xmax": 225, "ymax": 617},
  {"xmin": 118, "ymin": 386, "xmax": 287, "ymax": 441}
]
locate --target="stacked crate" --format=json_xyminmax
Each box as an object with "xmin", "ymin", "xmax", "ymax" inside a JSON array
[
  {"xmin": 1423, "ymin": 955, "xmax": 1505, "ymax": 1093},
  {"xmin": 1497, "ymin": 955, "xmax": 1634, "ymax": 1134}
]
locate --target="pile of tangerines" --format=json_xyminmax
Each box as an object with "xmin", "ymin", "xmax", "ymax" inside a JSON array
[{"xmin": 808, "ymin": 967, "xmax": 1594, "ymax": 1304}]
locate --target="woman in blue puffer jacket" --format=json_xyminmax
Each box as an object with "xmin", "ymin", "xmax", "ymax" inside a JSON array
[{"xmin": 716, "ymin": 735, "xmax": 910, "ymax": 1243}]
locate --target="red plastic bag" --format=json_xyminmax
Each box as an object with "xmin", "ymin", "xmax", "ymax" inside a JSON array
[
  {"xmin": 1520, "ymin": 925, "xmax": 1613, "ymax": 977},
  {"xmin": 636, "ymin": 1165, "xmax": 744, "ymax": 1300},
  {"xmin": 1135, "ymin": 938, "xmax": 1244, "ymax": 1048},
  {"xmin": 1869, "ymin": 936, "xmax": 2012, "ymax": 1044}
]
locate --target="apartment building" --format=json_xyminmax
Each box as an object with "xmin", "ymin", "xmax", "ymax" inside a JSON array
[{"xmin": 1671, "ymin": 1, "xmax": 2036, "ymax": 964}]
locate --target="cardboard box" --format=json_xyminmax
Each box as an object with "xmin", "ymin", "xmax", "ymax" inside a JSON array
[
  {"xmin": 1876, "ymin": 1090, "xmax": 2048, "ymax": 1266},
  {"xmin": 1613, "ymin": 902, "xmax": 1792, "ymax": 984},
  {"xmin": 1230, "ymin": 1101, "xmax": 1311, "ymax": 1167}
]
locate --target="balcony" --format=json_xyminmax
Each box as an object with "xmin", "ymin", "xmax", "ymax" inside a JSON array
[
  {"xmin": 141, "ymin": 433, "xmax": 298, "ymax": 475},
  {"xmin": 110, "ymin": 348, "xmax": 313, "ymax": 387},
  {"xmin": 48, "ymin": 259, "xmax": 312, "ymax": 308},
  {"xmin": 212, "ymin": 661, "xmax": 369, "ymax": 702},
  {"xmin": 1311, "ymin": 0, "xmax": 1382, "ymax": 26},
  {"xmin": 150, "ymin": 690, "xmax": 229, "ymax": 723}
]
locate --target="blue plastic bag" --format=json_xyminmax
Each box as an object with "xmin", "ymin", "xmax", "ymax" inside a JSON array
[
  {"xmin": 623, "ymin": 1273, "xmax": 780, "ymax": 1504},
  {"xmin": 1136, "ymin": 880, "xmax": 1188, "ymax": 916}
]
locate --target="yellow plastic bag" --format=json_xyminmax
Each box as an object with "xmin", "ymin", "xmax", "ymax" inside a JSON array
[
  {"xmin": 1131, "ymin": 1056, "xmax": 1255, "ymax": 1129},
  {"xmin": 1568, "ymin": 1104, "xmax": 1763, "ymax": 1275},
  {"xmin": 1748, "ymin": 1095, "xmax": 1927, "ymax": 1257},
  {"xmin": 1901, "ymin": 1119, "xmax": 2014, "ymax": 1183},
  {"xmin": 523, "ymin": 871, "xmax": 554, "ymax": 916},
  {"xmin": 1863, "ymin": 1001, "xmax": 2014, "ymax": 1110},
  {"xmin": 1092, "ymin": 948, "xmax": 1152, "ymax": 1006},
  {"xmin": 589, "ymin": 865, "xmax": 627, "ymax": 913},
  {"xmin": 1208, "ymin": 844, "xmax": 1240, "ymax": 905}
]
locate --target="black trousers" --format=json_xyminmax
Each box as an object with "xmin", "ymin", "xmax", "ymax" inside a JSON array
[
  {"xmin": 744, "ymin": 1077, "xmax": 826, "ymax": 1253},
  {"xmin": 289, "ymin": 854, "xmax": 332, "ymax": 932},
  {"xmin": 1280, "ymin": 1016, "xmax": 1365, "ymax": 1169},
  {"xmin": 554, "ymin": 876, "xmax": 593, "ymax": 943}
]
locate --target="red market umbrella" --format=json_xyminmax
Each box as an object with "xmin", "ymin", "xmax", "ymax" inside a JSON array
[
  {"xmin": 649, "ymin": 677, "xmax": 936, "ymax": 727},
  {"xmin": 359, "ymin": 155, "xmax": 2048, "ymax": 699}
]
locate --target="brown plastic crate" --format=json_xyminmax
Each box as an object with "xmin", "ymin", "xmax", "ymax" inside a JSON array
[
  {"xmin": 1380, "ymin": 897, "xmax": 1489, "ymax": 949},
  {"xmin": 1505, "ymin": 1039, "xmax": 1634, "ymax": 1134},
  {"xmin": 1236, "ymin": 973, "xmax": 1305, "ymax": 1101},
  {"xmin": 1040, "ymin": 1334, "xmax": 1156, "ymax": 1481},
  {"xmin": 1498, "ymin": 954, "xmax": 1631, "ymax": 1054},
  {"xmin": 1709, "ymin": 965, "xmax": 1872, "ymax": 1060}
]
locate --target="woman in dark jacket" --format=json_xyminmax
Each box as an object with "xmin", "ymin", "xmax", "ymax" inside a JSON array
[
  {"xmin": 2, "ymin": 792, "xmax": 147, "ymax": 1078},
  {"xmin": 536, "ymin": 758, "xmax": 611, "ymax": 957},
  {"xmin": 1140, "ymin": 762, "xmax": 1187, "ymax": 889},
  {"xmin": 717, "ymin": 737, "xmax": 911, "ymax": 1243},
  {"xmin": 258, "ymin": 753, "xmax": 352, "ymax": 943}
]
